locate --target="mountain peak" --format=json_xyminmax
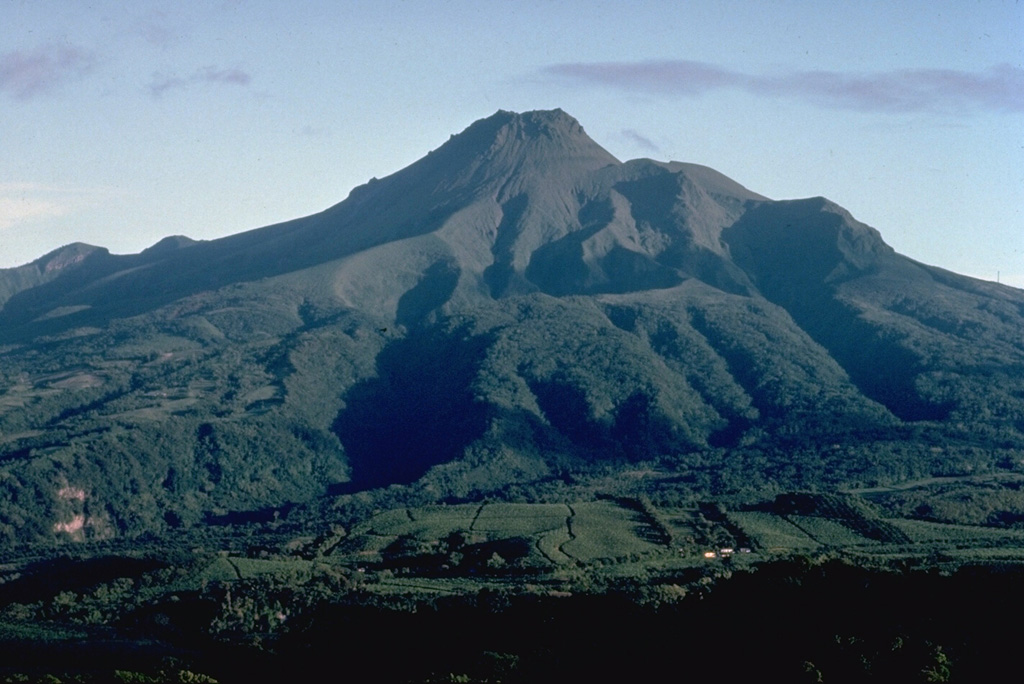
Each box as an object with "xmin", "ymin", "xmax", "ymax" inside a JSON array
[
  {"xmin": 33, "ymin": 242, "xmax": 105, "ymax": 274},
  {"xmin": 420, "ymin": 108, "xmax": 620, "ymax": 197},
  {"xmin": 467, "ymin": 108, "xmax": 616, "ymax": 165},
  {"xmin": 488, "ymin": 108, "xmax": 587, "ymax": 137},
  {"xmin": 339, "ymin": 108, "xmax": 620, "ymax": 225},
  {"xmin": 466, "ymin": 108, "xmax": 587, "ymax": 138},
  {"xmin": 0, "ymin": 242, "xmax": 108, "ymax": 310},
  {"xmin": 142, "ymin": 235, "xmax": 199, "ymax": 256}
]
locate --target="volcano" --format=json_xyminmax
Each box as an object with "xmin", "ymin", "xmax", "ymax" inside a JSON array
[{"xmin": 1, "ymin": 109, "xmax": 1022, "ymax": 544}]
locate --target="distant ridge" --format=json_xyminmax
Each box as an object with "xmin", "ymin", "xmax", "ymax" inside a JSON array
[
  {"xmin": 142, "ymin": 235, "xmax": 199, "ymax": 255},
  {"xmin": 0, "ymin": 242, "xmax": 107, "ymax": 309}
]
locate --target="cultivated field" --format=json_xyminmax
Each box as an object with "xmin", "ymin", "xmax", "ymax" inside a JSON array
[{"xmin": 321, "ymin": 490, "xmax": 1024, "ymax": 582}]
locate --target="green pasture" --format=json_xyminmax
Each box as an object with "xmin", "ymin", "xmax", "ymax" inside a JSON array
[
  {"xmin": 888, "ymin": 519, "xmax": 1024, "ymax": 544},
  {"xmin": 374, "ymin": 577, "xmax": 476, "ymax": 595},
  {"xmin": 338, "ymin": 499, "xmax": 675, "ymax": 567},
  {"xmin": 354, "ymin": 508, "xmax": 413, "ymax": 535},
  {"xmin": 536, "ymin": 529, "xmax": 574, "ymax": 564},
  {"xmin": 334, "ymin": 498, "xmax": 1024, "ymax": 574},
  {"xmin": 786, "ymin": 515, "xmax": 879, "ymax": 546},
  {"xmin": 355, "ymin": 504, "xmax": 479, "ymax": 538},
  {"xmin": 472, "ymin": 503, "xmax": 569, "ymax": 535},
  {"xmin": 196, "ymin": 556, "xmax": 241, "ymax": 583},
  {"xmin": 230, "ymin": 557, "xmax": 317, "ymax": 579},
  {"xmin": 728, "ymin": 512, "xmax": 819, "ymax": 551},
  {"xmin": 560, "ymin": 500, "xmax": 666, "ymax": 562}
]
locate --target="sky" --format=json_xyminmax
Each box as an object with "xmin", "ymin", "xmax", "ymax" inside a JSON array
[{"xmin": 2, "ymin": 0, "xmax": 1023, "ymax": 287}]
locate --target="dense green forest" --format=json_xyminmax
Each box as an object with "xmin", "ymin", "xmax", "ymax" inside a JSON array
[{"xmin": 1, "ymin": 284, "xmax": 1021, "ymax": 548}]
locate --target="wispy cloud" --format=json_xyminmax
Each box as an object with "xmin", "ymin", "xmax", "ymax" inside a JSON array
[
  {"xmin": 0, "ymin": 197, "xmax": 67, "ymax": 230},
  {"xmin": 621, "ymin": 129, "xmax": 660, "ymax": 153},
  {"xmin": 546, "ymin": 60, "xmax": 1024, "ymax": 114},
  {"xmin": 0, "ymin": 183, "xmax": 118, "ymax": 231},
  {"xmin": 0, "ymin": 183, "xmax": 71, "ymax": 230},
  {"xmin": 148, "ymin": 66, "xmax": 252, "ymax": 97},
  {"xmin": 298, "ymin": 124, "xmax": 330, "ymax": 138},
  {"xmin": 132, "ymin": 9, "xmax": 178, "ymax": 48},
  {"xmin": 0, "ymin": 45, "xmax": 96, "ymax": 99}
]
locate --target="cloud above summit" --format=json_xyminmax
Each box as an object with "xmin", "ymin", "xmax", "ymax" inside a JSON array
[
  {"xmin": 546, "ymin": 60, "xmax": 1024, "ymax": 115},
  {"xmin": 148, "ymin": 66, "xmax": 252, "ymax": 97},
  {"xmin": 0, "ymin": 45, "xmax": 96, "ymax": 99}
]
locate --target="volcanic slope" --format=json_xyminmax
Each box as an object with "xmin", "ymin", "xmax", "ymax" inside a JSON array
[{"xmin": 0, "ymin": 109, "xmax": 1022, "ymax": 545}]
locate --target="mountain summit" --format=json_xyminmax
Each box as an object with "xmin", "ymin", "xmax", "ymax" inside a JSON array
[{"xmin": 1, "ymin": 109, "xmax": 1022, "ymax": 544}]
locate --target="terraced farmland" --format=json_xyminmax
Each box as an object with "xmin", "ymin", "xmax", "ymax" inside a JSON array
[
  {"xmin": 785, "ymin": 515, "xmax": 879, "ymax": 547},
  {"xmin": 338, "ymin": 499, "xmax": 672, "ymax": 569},
  {"xmin": 560, "ymin": 501, "xmax": 667, "ymax": 562},
  {"xmin": 889, "ymin": 519, "xmax": 1024, "ymax": 545},
  {"xmin": 321, "ymin": 490, "xmax": 1024, "ymax": 581},
  {"xmin": 727, "ymin": 512, "xmax": 819, "ymax": 552},
  {"xmin": 471, "ymin": 503, "xmax": 569, "ymax": 535}
]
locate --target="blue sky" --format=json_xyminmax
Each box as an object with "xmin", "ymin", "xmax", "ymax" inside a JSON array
[{"xmin": 3, "ymin": 0, "xmax": 1022, "ymax": 286}]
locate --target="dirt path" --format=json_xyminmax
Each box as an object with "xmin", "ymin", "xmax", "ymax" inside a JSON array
[{"xmin": 844, "ymin": 472, "xmax": 1024, "ymax": 495}]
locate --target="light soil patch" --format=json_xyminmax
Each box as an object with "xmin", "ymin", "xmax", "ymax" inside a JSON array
[
  {"xmin": 50, "ymin": 373, "xmax": 104, "ymax": 390},
  {"xmin": 846, "ymin": 473, "xmax": 1024, "ymax": 495},
  {"xmin": 0, "ymin": 430, "xmax": 42, "ymax": 444},
  {"xmin": 242, "ymin": 385, "xmax": 281, "ymax": 404},
  {"xmin": 34, "ymin": 305, "xmax": 91, "ymax": 321},
  {"xmin": 110, "ymin": 398, "xmax": 198, "ymax": 421}
]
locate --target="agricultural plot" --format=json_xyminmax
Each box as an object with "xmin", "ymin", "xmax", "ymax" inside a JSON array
[
  {"xmin": 658, "ymin": 508, "xmax": 705, "ymax": 542},
  {"xmin": 352, "ymin": 508, "xmax": 412, "ymax": 535},
  {"xmin": 197, "ymin": 556, "xmax": 242, "ymax": 583},
  {"xmin": 472, "ymin": 503, "xmax": 569, "ymax": 536},
  {"xmin": 536, "ymin": 529, "xmax": 574, "ymax": 564},
  {"xmin": 560, "ymin": 500, "xmax": 667, "ymax": 562},
  {"xmin": 355, "ymin": 504, "xmax": 480, "ymax": 538},
  {"xmin": 942, "ymin": 547, "xmax": 1024, "ymax": 562},
  {"xmin": 728, "ymin": 512, "xmax": 819, "ymax": 552},
  {"xmin": 374, "ymin": 577, "xmax": 477, "ymax": 595},
  {"xmin": 786, "ymin": 515, "xmax": 879, "ymax": 547},
  {"xmin": 230, "ymin": 557, "xmax": 317, "ymax": 579},
  {"xmin": 346, "ymin": 533, "xmax": 399, "ymax": 554},
  {"xmin": 407, "ymin": 504, "xmax": 481, "ymax": 536},
  {"xmin": 339, "ymin": 499, "xmax": 673, "ymax": 568},
  {"xmin": 888, "ymin": 519, "xmax": 1024, "ymax": 545},
  {"xmin": 112, "ymin": 397, "xmax": 199, "ymax": 421}
]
